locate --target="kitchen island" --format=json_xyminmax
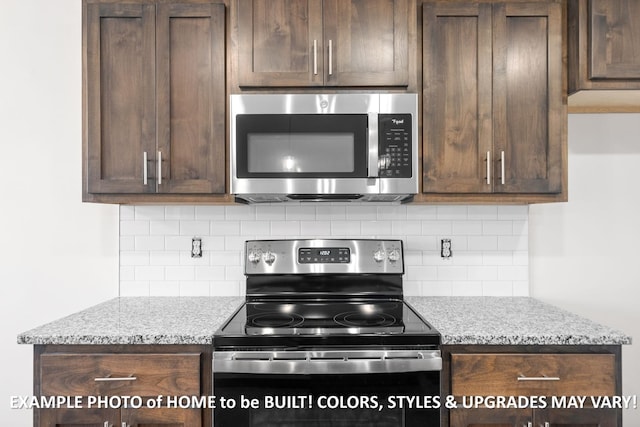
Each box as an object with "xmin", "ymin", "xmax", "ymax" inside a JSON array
[{"xmin": 18, "ymin": 297, "xmax": 631, "ymax": 427}]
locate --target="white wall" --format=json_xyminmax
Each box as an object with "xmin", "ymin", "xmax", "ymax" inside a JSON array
[
  {"xmin": 530, "ymin": 113, "xmax": 640, "ymax": 425},
  {"xmin": 0, "ymin": 1, "xmax": 119, "ymax": 425}
]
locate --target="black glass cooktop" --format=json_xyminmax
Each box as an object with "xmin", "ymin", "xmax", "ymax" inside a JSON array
[{"xmin": 214, "ymin": 299, "xmax": 440, "ymax": 349}]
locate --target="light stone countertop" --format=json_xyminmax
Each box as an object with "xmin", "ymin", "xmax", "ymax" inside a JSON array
[
  {"xmin": 17, "ymin": 296, "xmax": 631, "ymax": 346},
  {"xmin": 17, "ymin": 297, "xmax": 243, "ymax": 345},
  {"xmin": 405, "ymin": 296, "xmax": 631, "ymax": 346}
]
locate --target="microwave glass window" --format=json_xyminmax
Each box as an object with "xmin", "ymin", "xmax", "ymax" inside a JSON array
[{"xmin": 247, "ymin": 133, "xmax": 355, "ymax": 173}]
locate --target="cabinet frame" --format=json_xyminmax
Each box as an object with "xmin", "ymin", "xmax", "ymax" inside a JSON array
[{"xmin": 440, "ymin": 344, "xmax": 623, "ymax": 427}]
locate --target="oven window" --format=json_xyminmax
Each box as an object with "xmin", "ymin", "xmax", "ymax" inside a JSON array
[
  {"xmin": 213, "ymin": 371, "xmax": 439, "ymax": 427},
  {"xmin": 235, "ymin": 114, "xmax": 368, "ymax": 178}
]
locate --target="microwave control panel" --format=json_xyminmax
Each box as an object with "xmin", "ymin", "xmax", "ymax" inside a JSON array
[{"xmin": 378, "ymin": 114, "xmax": 412, "ymax": 178}]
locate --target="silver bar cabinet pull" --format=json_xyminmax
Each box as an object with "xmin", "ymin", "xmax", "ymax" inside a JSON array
[
  {"xmin": 517, "ymin": 374, "xmax": 560, "ymax": 381},
  {"xmin": 157, "ymin": 151, "xmax": 162, "ymax": 185},
  {"xmin": 328, "ymin": 39, "xmax": 333, "ymax": 76},
  {"xmin": 143, "ymin": 151, "xmax": 148, "ymax": 185},
  {"xmin": 94, "ymin": 375, "xmax": 137, "ymax": 382},
  {"xmin": 486, "ymin": 151, "xmax": 491, "ymax": 185},
  {"xmin": 313, "ymin": 40, "xmax": 318, "ymax": 75},
  {"xmin": 500, "ymin": 150, "xmax": 505, "ymax": 185}
]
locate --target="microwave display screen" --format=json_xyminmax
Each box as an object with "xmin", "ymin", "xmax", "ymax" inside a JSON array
[{"xmin": 248, "ymin": 133, "xmax": 355, "ymax": 173}]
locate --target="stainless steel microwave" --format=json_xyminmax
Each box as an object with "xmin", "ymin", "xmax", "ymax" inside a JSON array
[{"xmin": 230, "ymin": 93, "xmax": 418, "ymax": 203}]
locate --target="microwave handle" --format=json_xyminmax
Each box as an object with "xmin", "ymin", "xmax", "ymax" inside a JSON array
[{"xmin": 367, "ymin": 112, "xmax": 379, "ymax": 178}]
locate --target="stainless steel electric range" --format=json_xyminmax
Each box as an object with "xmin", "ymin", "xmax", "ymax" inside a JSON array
[{"xmin": 213, "ymin": 239, "xmax": 441, "ymax": 427}]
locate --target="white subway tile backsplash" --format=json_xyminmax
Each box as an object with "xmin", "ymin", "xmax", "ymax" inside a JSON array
[
  {"xmin": 135, "ymin": 206, "xmax": 165, "ymax": 220},
  {"xmin": 149, "ymin": 281, "xmax": 180, "ymax": 296},
  {"xmin": 179, "ymin": 220, "xmax": 210, "ymax": 236},
  {"xmin": 179, "ymin": 281, "xmax": 211, "ymax": 296},
  {"xmin": 150, "ymin": 252, "xmax": 179, "ymax": 266},
  {"xmin": 119, "ymin": 204, "xmax": 529, "ymax": 297},
  {"xmin": 120, "ymin": 220, "xmax": 150, "ymax": 236},
  {"xmin": 135, "ymin": 266, "xmax": 165, "ymax": 281},
  {"xmin": 165, "ymin": 206, "xmax": 194, "ymax": 220},
  {"xmin": 135, "ymin": 236, "xmax": 165, "ymax": 251},
  {"xmin": 150, "ymin": 220, "xmax": 179, "ymax": 236}
]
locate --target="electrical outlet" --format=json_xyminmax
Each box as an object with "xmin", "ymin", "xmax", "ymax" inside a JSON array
[
  {"xmin": 441, "ymin": 239, "xmax": 452, "ymax": 259},
  {"xmin": 191, "ymin": 237, "xmax": 203, "ymax": 258}
]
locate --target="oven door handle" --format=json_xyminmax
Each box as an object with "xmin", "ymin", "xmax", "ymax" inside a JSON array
[{"xmin": 214, "ymin": 350, "xmax": 442, "ymax": 375}]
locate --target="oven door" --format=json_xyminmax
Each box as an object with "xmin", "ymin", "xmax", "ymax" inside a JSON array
[{"xmin": 213, "ymin": 349, "xmax": 441, "ymax": 427}]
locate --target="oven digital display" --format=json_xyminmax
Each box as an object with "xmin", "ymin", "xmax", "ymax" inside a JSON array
[{"xmin": 298, "ymin": 248, "xmax": 350, "ymax": 264}]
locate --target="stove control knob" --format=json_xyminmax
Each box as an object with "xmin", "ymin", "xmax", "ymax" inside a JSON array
[
  {"xmin": 247, "ymin": 250, "xmax": 262, "ymax": 264},
  {"xmin": 373, "ymin": 249, "xmax": 386, "ymax": 263},
  {"xmin": 263, "ymin": 251, "xmax": 276, "ymax": 266},
  {"xmin": 387, "ymin": 249, "xmax": 401, "ymax": 263}
]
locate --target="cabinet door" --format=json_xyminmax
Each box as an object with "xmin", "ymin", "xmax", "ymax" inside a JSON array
[
  {"xmin": 85, "ymin": 3, "xmax": 156, "ymax": 194},
  {"xmin": 236, "ymin": 0, "xmax": 324, "ymax": 86},
  {"xmin": 422, "ymin": 3, "xmax": 493, "ymax": 193},
  {"xmin": 450, "ymin": 408, "xmax": 531, "ymax": 427},
  {"xmin": 536, "ymin": 407, "xmax": 619, "ymax": 427},
  {"xmin": 156, "ymin": 3, "xmax": 226, "ymax": 194},
  {"xmin": 323, "ymin": 0, "xmax": 409, "ymax": 86},
  {"xmin": 123, "ymin": 407, "xmax": 201, "ymax": 427},
  {"xmin": 39, "ymin": 408, "xmax": 119, "ymax": 427},
  {"xmin": 493, "ymin": 2, "xmax": 563, "ymax": 194},
  {"xmin": 590, "ymin": 0, "xmax": 640, "ymax": 79}
]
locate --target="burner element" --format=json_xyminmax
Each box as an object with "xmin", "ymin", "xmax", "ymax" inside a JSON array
[
  {"xmin": 334, "ymin": 311, "xmax": 397, "ymax": 328},
  {"xmin": 248, "ymin": 313, "xmax": 304, "ymax": 328}
]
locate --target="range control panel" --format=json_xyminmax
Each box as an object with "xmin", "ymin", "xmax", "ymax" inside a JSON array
[
  {"xmin": 378, "ymin": 114, "xmax": 412, "ymax": 178},
  {"xmin": 245, "ymin": 239, "xmax": 404, "ymax": 275}
]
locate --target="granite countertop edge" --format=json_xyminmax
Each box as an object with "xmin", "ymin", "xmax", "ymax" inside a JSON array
[{"xmin": 17, "ymin": 296, "xmax": 632, "ymax": 346}]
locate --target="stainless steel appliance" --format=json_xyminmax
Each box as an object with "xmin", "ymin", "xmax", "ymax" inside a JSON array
[
  {"xmin": 213, "ymin": 239, "xmax": 441, "ymax": 427},
  {"xmin": 230, "ymin": 94, "xmax": 418, "ymax": 203}
]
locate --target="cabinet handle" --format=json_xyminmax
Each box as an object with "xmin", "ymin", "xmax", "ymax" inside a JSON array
[
  {"xmin": 157, "ymin": 151, "xmax": 162, "ymax": 185},
  {"xmin": 328, "ymin": 39, "xmax": 333, "ymax": 76},
  {"xmin": 500, "ymin": 150, "xmax": 505, "ymax": 185},
  {"xmin": 313, "ymin": 40, "xmax": 318, "ymax": 75},
  {"xmin": 143, "ymin": 151, "xmax": 148, "ymax": 185},
  {"xmin": 517, "ymin": 374, "xmax": 560, "ymax": 381},
  {"xmin": 485, "ymin": 151, "xmax": 491, "ymax": 185},
  {"xmin": 94, "ymin": 375, "xmax": 137, "ymax": 382}
]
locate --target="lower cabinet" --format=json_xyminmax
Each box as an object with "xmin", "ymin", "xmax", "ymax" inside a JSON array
[
  {"xmin": 450, "ymin": 407, "xmax": 618, "ymax": 427},
  {"xmin": 443, "ymin": 346, "xmax": 622, "ymax": 427},
  {"xmin": 40, "ymin": 407, "xmax": 200, "ymax": 427},
  {"xmin": 34, "ymin": 346, "xmax": 210, "ymax": 427}
]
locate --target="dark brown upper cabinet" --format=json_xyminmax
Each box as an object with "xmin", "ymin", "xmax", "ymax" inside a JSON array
[
  {"xmin": 569, "ymin": 0, "xmax": 640, "ymax": 89},
  {"xmin": 568, "ymin": 0, "xmax": 640, "ymax": 112},
  {"xmin": 421, "ymin": 2, "xmax": 565, "ymax": 201},
  {"xmin": 235, "ymin": 0, "xmax": 411, "ymax": 87},
  {"xmin": 84, "ymin": 1, "xmax": 226, "ymax": 200}
]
